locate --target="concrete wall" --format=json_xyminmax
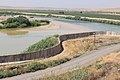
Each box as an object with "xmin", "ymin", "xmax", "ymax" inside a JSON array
[
  {"xmin": 0, "ymin": 32, "xmax": 102, "ymax": 63},
  {"xmin": 106, "ymin": 31, "xmax": 120, "ymax": 36}
]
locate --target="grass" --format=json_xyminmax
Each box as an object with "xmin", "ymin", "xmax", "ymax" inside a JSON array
[
  {"xmin": 1, "ymin": 10, "xmax": 120, "ymax": 26},
  {"xmin": 74, "ymin": 13, "xmax": 120, "ymax": 20},
  {"xmin": 41, "ymin": 68, "xmax": 90, "ymax": 80},
  {"xmin": 0, "ymin": 29, "xmax": 28, "ymax": 35},
  {"xmin": 1, "ymin": 10, "xmax": 120, "ymax": 20},
  {"xmin": 41, "ymin": 35, "xmax": 120, "ymax": 62},
  {"xmin": 40, "ymin": 52, "xmax": 120, "ymax": 80},
  {"xmin": 0, "ymin": 35, "xmax": 120, "ymax": 79},
  {"xmin": 0, "ymin": 58, "xmax": 70, "ymax": 79},
  {"xmin": 25, "ymin": 34, "xmax": 59, "ymax": 53},
  {"xmin": 65, "ymin": 16, "xmax": 120, "ymax": 26}
]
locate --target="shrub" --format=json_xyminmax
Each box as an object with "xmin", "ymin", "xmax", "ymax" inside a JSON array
[
  {"xmin": 53, "ymin": 34, "xmax": 59, "ymax": 38},
  {"xmin": 26, "ymin": 36, "xmax": 58, "ymax": 52},
  {"xmin": 18, "ymin": 23, "xmax": 27, "ymax": 28},
  {"xmin": 30, "ymin": 20, "xmax": 41, "ymax": 26},
  {"xmin": 7, "ymin": 65, "xmax": 20, "ymax": 70},
  {"xmin": 0, "ymin": 69, "xmax": 4, "ymax": 78},
  {"xmin": 40, "ymin": 20, "xmax": 50, "ymax": 24},
  {"xmin": 66, "ymin": 15, "xmax": 120, "ymax": 26},
  {"xmin": 84, "ymin": 43, "xmax": 94, "ymax": 51},
  {"xmin": 94, "ymin": 63, "xmax": 102, "ymax": 70},
  {"xmin": 0, "ymin": 26, "xmax": 3, "ymax": 29},
  {"xmin": 4, "ymin": 70, "xmax": 16, "ymax": 77},
  {"xmin": 45, "ymin": 58, "xmax": 70, "ymax": 67},
  {"xmin": 27, "ymin": 62, "xmax": 47, "ymax": 72},
  {"xmin": 4, "ymin": 23, "xmax": 18, "ymax": 28},
  {"xmin": 0, "ymin": 58, "xmax": 70, "ymax": 79},
  {"xmin": 0, "ymin": 74, "xmax": 4, "ymax": 79},
  {"xmin": 0, "ymin": 16, "xmax": 50, "ymax": 29},
  {"xmin": 46, "ymin": 60, "xmax": 59, "ymax": 67},
  {"xmin": 42, "ymin": 68, "xmax": 90, "ymax": 80},
  {"xmin": 58, "ymin": 58, "xmax": 70, "ymax": 63}
]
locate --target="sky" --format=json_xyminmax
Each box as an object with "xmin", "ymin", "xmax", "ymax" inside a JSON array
[{"xmin": 0, "ymin": 0, "xmax": 120, "ymax": 8}]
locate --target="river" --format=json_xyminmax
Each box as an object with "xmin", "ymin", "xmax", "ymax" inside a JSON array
[{"xmin": 0, "ymin": 17, "xmax": 120, "ymax": 56}]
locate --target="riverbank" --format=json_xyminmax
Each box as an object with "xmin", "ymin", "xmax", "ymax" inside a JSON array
[
  {"xmin": 16, "ymin": 12, "xmax": 120, "ymax": 26},
  {"xmin": 66, "ymin": 16, "xmax": 120, "ymax": 26},
  {"xmin": 17, "ymin": 20, "xmax": 92, "ymax": 33},
  {"xmin": 17, "ymin": 21, "xmax": 58, "ymax": 32},
  {"xmin": 0, "ymin": 16, "xmax": 93, "ymax": 55},
  {"xmin": 0, "ymin": 34, "xmax": 120, "ymax": 79},
  {"xmin": 24, "ymin": 12, "xmax": 120, "ymax": 26},
  {"xmin": 0, "ymin": 15, "xmax": 91, "ymax": 33}
]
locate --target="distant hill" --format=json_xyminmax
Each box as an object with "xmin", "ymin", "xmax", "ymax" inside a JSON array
[
  {"xmin": 0, "ymin": 6, "xmax": 120, "ymax": 12},
  {"xmin": 0, "ymin": 6, "xmax": 67, "ymax": 10},
  {"xmin": 99, "ymin": 8, "xmax": 120, "ymax": 12}
]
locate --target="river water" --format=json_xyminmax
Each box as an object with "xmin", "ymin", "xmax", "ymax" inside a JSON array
[{"xmin": 0, "ymin": 17, "xmax": 120, "ymax": 56}]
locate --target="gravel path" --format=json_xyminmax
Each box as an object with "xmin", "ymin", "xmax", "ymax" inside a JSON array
[{"xmin": 1, "ymin": 43, "xmax": 120, "ymax": 80}]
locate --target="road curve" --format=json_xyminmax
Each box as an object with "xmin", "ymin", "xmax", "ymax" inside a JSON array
[{"xmin": 1, "ymin": 43, "xmax": 120, "ymax": 80}]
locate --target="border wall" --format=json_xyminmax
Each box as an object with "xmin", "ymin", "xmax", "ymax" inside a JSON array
[{"xmin": 0, "ymin": 31, "xmax": 119, "ymax": 63}]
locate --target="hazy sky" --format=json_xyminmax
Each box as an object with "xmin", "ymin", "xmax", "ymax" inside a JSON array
[{"xmin": 0, "ymin": 0, "xmax": 120, "ymax": 8}]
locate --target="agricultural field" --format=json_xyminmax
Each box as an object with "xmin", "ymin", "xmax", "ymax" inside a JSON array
[{"xmin": 1, "ymin": 9, "xmax": 120, "ymax": 20}]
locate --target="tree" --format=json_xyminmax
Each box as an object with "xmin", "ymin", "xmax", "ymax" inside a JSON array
[
  {"xmin": 6, "ymin": 18, "xmax": 14, "ymax": 23},
  {"xmin": 59, "ymin": 11, "xmax": 65, "ymax": 14},
  {"xmin": 0, "ymin": 16, "xmax": 50, "ymax": 29},
  {"xmin": 16, "ymin": 16, "xmax": 31, "ymax": 26}
]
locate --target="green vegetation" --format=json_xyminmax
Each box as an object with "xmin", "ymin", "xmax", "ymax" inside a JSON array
[
  {"xmin": 41, "ymin": 63, "xmax": 119, "ymax": 80},
  {"xmin": 0, "ymin": 16, "xmax": 50, "ymax": 29},
  {"xmin": 41, "ymin": 56, "xmax": 120, "ymax": 80},
  {"xmin": 65, "ymin": 16, "xmax": 120, "ymax": 25},
  {"xmin": 0, "ymin": 58, "xmax": 70, "ymax": 79},
  {"xmin": 25, "ymin": 35, "xmax": 59, "ymax": 53},
  {"xmin": 0, "ymin": 29, "xmax": 28, "ymax": 35},
  {"xmin": 1, "ymin": 16, "xmax": 31, "ymax": 28},
  {"xmin": 0, "ymin": 57, "xmax": 119, "ymax": 79},
  {"xmin": 1, "ymin": 10, "xmax": 120, "ymax": 26},
  {"xmin": 1, "ymin": 9, "xmax": 120, "ymax": 20},
  {"xmin": 59, "ymin": 11, "xmax": 65, "ymax": 14},
  {"xmin": 0, "ymin": 36, "xmax": 120, "ymax": 79},
  {"xmin": 27, "ymin": 62, "xmax": 48, "ymax": 72},
  {"xmin": 30, "ymin": 20, "xmax": 50, "ymax": 26},
  {"xmin": 72, "ymin": 13, "xmax": 120, "ymax": 20},
  {"xmin": 41, "ymin": 68, "xmax": 90, "ymax": 80}
]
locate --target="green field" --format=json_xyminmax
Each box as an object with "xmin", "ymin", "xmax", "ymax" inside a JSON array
[{"xmin": 1, "ymin": 9, "xmax": 120, "ymax": 20}]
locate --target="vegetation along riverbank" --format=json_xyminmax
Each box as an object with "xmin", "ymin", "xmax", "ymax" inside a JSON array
[
  {"xmin": 0, "ymin": 16, "xmax": 50, "ymax": 29},
  {"xmin": 0, "ymin": 35, "xmax": 120, "ymax": 79},
  {"xmin": 65, "ymin": 16, "xmax": 120, "ymax": 26},
  {"xmin": 1, "ymin": 10, "xmax": 120, "ymax": 26},
  {"xmin": 25, "ymin": 34, "xmax": 59, "ymax": 53}
]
